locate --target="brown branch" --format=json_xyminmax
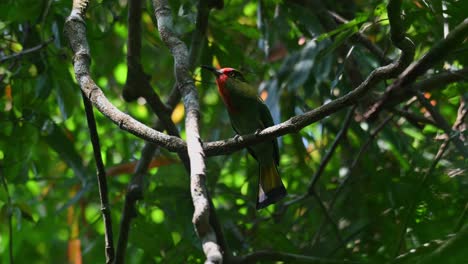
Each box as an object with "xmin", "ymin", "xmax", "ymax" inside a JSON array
[{"xmin": 152, "ymin": 1, "xmax": 222, "ymax": 263}]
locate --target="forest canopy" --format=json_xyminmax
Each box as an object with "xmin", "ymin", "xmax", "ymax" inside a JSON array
[{"xmin": 0, "ymin": 0, "xmax": 467, "ymax": 263}]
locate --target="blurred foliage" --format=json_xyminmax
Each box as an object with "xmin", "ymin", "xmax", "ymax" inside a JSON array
[{"xmin": 0, "ymin": 0, "xmax": 467, "ymax": 263}]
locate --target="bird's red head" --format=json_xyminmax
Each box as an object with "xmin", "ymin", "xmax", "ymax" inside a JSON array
[
  {"xmin": 201, "ymin": 66, "xmax": 246, "ymax": 88},
  {"xmin": 202, "ymin": 66, "xmax": 246, "ymax": 113}
]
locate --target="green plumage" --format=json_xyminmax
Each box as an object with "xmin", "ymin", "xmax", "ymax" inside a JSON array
[{"xmin": 203, "ymin": 66, "xmax": 287, "ymax": 209}]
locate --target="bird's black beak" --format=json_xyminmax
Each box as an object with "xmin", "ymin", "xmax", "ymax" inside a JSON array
[{"xmin": 201, "ymin": 65, "xmax": 222, "ymax": 77}]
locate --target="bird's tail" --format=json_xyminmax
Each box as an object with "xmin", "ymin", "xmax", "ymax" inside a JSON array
[{"xmin": 257, "ymin": 163, "xmax": 287, "ymax": 210}]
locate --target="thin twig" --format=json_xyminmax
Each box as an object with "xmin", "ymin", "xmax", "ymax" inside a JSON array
[
  {"xmin": 0, "ymin": 37, "xmax": 54, "ymax": 63},
  {"xmin": 81, "ymin": 92, "xmax": 115, "ymax": 263},
  {"xmin": 282, "ymin": 106, "xmax": 355, "ymax": 207},
  {"xmin": 279, "ymin": 108, "xmax": 355, "ymax": 255},
  {"xmin": 308, "ymin": 107, "xmax": 355, "ymax": 194}
]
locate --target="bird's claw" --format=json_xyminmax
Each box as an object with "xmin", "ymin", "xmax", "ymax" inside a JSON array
[
  {"xmin": 254, "ymin": 129, "xmax": 262, "ymax": 136},
  {"xmin": 234, "ymin": 134, "xmax": 243, "ymax": 142}
]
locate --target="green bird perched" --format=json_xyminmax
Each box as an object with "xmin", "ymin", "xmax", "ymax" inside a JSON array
[{"xmin": 202, "ymin": 65, "xmax": 287, "ymax": 210}]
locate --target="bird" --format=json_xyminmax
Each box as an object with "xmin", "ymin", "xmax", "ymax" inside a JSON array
[{"xmin": 202, "ymin": 65, "xmax": 287, "ymax": 210}]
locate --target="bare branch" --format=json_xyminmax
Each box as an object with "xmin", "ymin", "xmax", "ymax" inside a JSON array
[
  {"xmin": 82, "ymin": 92, "xmax": 115, "ymax": 263},
  {"xmin": 152, "ymin": 1, "xmax": 222, "ymax": 263}
]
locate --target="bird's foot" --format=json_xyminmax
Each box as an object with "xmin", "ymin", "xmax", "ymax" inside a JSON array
[
  {"xmin": 254, "ymin": 129, "xmax": 262, "ymax": 136},
  {"xmin": 234, "ymin": 134, "xmax": 243, "ymax": 142}
]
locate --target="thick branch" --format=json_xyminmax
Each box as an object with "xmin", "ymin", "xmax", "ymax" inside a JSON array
[{"xmin": 153, "ymin": 1, "xmax": 222, "ymax": 263}]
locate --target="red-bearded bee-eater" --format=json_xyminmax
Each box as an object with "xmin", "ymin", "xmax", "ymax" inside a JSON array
[{"xmin": 202, "ymin": 65, "xmax": 287, "ymax": 210}]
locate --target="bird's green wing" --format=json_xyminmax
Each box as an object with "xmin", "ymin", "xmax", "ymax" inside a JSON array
[
  {"xmin": 231, "ymin": 123, "xmax": 260, "ymax": 161},
  {"xmin": 229, "ymin": 79, "xmax": 258, "ymax": 99},
  {"xmin": 258, "ymin": 98, "xmax": 280, "ymax": 165}
]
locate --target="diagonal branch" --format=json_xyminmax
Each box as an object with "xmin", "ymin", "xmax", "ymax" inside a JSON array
[
  {"xmin": 0, "ymin": 37, "xmax": 54, "ymax": 63},
  {"xmin": 82, "ymin": 92, "xmax": 115, "ymax": 263},
  {"xmin": 282, "ymin": 106, "xmax": 355, "ymax": 208},
  {"xmin": 152, "ymin": 1, "xmax": 222, "ymax": 263},
  {"xmin": 64, "ymin": 1, "xmax": 464, "ymax": 160},
  {"xmin": 63, "ymin": 0, "xmax": 414, "ymax": 159},
  {"xmin": 375, "ymin": 68, "xmax": 468, "ymax": 110},
  {"xmin": 365, "ymin": 18, "xmax": 468, "ymax": 119}
]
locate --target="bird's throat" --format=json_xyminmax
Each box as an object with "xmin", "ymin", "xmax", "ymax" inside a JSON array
[{"xmin": 216, "ymin": 75, "xmax": 239, "ymax": 113}]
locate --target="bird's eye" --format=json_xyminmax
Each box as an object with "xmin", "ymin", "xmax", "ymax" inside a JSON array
[{"xmin": 228, "ymin": 72, "xmax": 236, "ymax": 78}]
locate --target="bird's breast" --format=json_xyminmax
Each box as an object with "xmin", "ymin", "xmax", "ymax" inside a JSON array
[{"xmin": 216, "ymin": 77, "xmax": 239, "ymax": 113}]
